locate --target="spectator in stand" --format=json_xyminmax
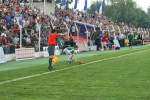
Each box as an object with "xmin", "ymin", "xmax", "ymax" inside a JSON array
[
  {"xmin": 101, "ymin": 32, "xmax": 108, "ymax": 50},
  {"xmin": 119, "ymin": 33, "xmax": 125, "ymax": 47},
  {"xmin": 12, "ymin": 24, "xmax": 20, "ymax": 35},
  {"xmin": 133, "ymin": 33, "xmax": 139, "ymax": 46},
  {"xmin": 26, "ymin": 35, "xmax": 31, "ymax": 47},
  {"xmin": 5, "ymin": 13, "xmax": 11, "ymax": 24},
  {"xmin": 13, "ymin": 36, "xmax": 19, "ymax": 45},
  {"xmin": 0, "ymin": 24, "xmax": 4, "ymax": 32},
  {"xmin": 113, "ymin": 35, "xmax": 121, "ymax": 50},
  {"xmin": 108, "ymin": 36, "xmax": 114, "ymax": 50},
  {"xmin": 0, "ymin": 0, "xmax": 149, "ymax": 55},
  {"xmin": 95, "ymin": 31, "xmax": 103, "ymax": 51},
  {"xmin": 70, "ymin": 24, "xmax": 76, "ymax": 36},
  {"xmin": 0, "ymin": 35, "xmax": 2, "ymax": 46},
  {"xmin": 1, "ymin": 33, "xmax": 8, "ymax": 53},
  {"xmin": 128, "ymin": 32, "xmax": 134, "ymax": 48},
  {"xmin": 95, "ymin": 37, "xmax": 101, "ymax": 51}
]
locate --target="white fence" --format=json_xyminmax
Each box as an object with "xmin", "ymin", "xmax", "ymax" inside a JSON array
[
  {"xmin": 15, "ymin": 48, "xmax": 35, "ymax": 60},
  {"xmin": 0, "ymin": 44, "xmax": 96, "ymax": 63},
  {"xmin": 0, "ymin": 46, "xmax": 61, "ymax": 63},
  {"xmin": 0, "ymin": 47, "xmax": 6, "ymax": 64}
]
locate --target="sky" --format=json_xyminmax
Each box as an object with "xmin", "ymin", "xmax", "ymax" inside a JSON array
[
  {"xmin": 133, "ymin": 0, "xmax": 150, "ymax": 12},
  {"xmin": 70, "ymin": 0, "xmax": 150, "ymax": 12}
]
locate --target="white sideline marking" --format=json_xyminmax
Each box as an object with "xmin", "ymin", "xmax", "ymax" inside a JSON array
[{"xmin": 0, "ymin": 48, "xmax": 149, "ymax": 85}]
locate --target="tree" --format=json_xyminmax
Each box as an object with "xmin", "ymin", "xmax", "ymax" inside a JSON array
[
  {"xmin": 148, "ymin": 6, "xmax": 150, "ymax": 14},
  {"xmin": 55, "ymin": 0, "xmax": 61, "ymax": 4},
  {"xmin": 88, "ymin": 0, "xmax": 150, "ymax": 28},
  {"xmin": 87, "ymin": 1, "xmax": 101, "ymax": 14}
]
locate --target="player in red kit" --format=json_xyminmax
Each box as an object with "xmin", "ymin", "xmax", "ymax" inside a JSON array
[{"xmin": 48, "ymin": 29, "xmax": 65, "ymax": 70}]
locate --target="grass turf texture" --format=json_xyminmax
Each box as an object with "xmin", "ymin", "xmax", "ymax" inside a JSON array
[{"xmin": 0, "ymin": 45, "xmax": 150, "ymax": 100}]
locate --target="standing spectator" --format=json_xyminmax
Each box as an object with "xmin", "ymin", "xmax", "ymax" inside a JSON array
[
  {"xmin": 119, "ymin": 33, "xmax": 125, "ymax": 47},
  {"xmin": 101, "ymin": 32, "xmax": 107, "ymax": 50},
  {"xmin": 12, "ymin": 24, "xmax": 20, "ymax": 35},
  {"xmin": 70, "ymin": 24, "xmax": 76, "ymax": 36},
  {"xmin": 95, "ymin": 37, "xmax": 101, "ymax": 51},
  {"xmin": 13, "ymin": 36, "xmax": 19, "ymax": 45},
  {"xmin": 108, "ymin": 36, "xmax": 114, "ymax": 50},
  {"xmin": 95, "ymin": 31, "xmax": 102, "ymax": 51},
  {"xmin": 128, "ymin": 33, "xmax": 134, "ymax": 48},
  {"xmin": 26, "ymin": 35, "xmax": 31, "ymax": 47},
  {"xmin": 113, "ymin": 36, "xmax": 121, "ymax": 50},
  {"xmin": 5, "ymin": 13, "xmax": 11, "ymax": 24},
  {"xmin": 0, "ymin": 35, "xmax": 2, "ymax": 46}
]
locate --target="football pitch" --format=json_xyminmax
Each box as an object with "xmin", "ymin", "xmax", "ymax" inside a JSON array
[{"xmin": 0, "ymin": 45, "xmax": 150, "ymax": 100}]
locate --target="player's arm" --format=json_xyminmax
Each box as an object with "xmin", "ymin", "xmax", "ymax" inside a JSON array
[{"xmin": 59, "ymin": 32, "xmax": 68, "ymax": 36}]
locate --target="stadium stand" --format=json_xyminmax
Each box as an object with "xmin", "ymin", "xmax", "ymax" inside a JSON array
[{"xmin": 0, "ymin": 0, "xmax": 150, "ymax": 62}]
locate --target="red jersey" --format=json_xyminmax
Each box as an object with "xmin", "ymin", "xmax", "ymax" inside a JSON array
[
  {"xmin": 16, "ymin": 8, "xmax": 20, "ymax": 12},
  {"xmin": 101, "ymin": 35, "xmax": 107, "ymax": 42},
  {"xmin": 48, "ymin": 33, "xmax": 60, "ymax": 46},
  {"xmin": 12, "ymin": 25, "xmax": 20, "ymax": 34}
]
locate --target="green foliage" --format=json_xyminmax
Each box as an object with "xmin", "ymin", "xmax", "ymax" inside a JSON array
[
  {"xmin": 89, "ymin": 0, "xmax": 150, "ymax": 28},
  {"xmin": 55, "ymin": 0, "xmax": 61, "ymax": 4},
  {"xmin": 87, "ymin": 1, "xmax": 101, "ymax": 14},
  {"xmin": 148, "ymin": 6, "xmax": 150, "ymax": 14}
]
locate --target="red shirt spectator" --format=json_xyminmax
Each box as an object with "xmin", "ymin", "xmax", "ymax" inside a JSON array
[
  {"xmin": 37, "ymin": 17, "xmax": 42, "ymax": 24},
  {"xmin": 0, "ymin": 19, "xmax": 5, "ymax": 24},
  {"xmin": 16, "ymin": 7, "xmax": 20, "ymax": 12},
  {"xmin": 101, "ymin": 35, "xmax": 107, "ymax": 42},
  {"xmin": 2, "ymin": 36, "xmax": 7, "ymax": 45},
  {"xmin": 12, "ymin": 24, "xmax": 20, "ymax": 34}
]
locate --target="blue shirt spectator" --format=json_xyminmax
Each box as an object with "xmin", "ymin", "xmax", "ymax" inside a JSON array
[
  {"xmin": 98, "ymin": 32, "xmax": 103, "ymax": 40},
  {"xmin": 5, "ymin": 16, "xmax": 11, "ymax": 23}
]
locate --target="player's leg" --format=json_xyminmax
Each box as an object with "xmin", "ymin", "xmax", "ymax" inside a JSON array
[
  {"xmin": 48, "ymin": 45, "xmax": 55, "ymax": 70},
  {"xmin": 68, "ymin": 54, "xmax": 73, "ymax": 64},
  {"xmin": 64, "ymin": 48, "xmax": 71, "ymax": 64},
  {"xmin": 70, "ymin": 54, "xmax": 74, "ymax": 63}
]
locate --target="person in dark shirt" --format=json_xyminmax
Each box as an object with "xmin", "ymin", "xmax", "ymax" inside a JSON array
[
  {"xmin": 63, "ymin": 37, "xmax": 76, "ymax": 48},
  {"xmin": 0, "ymin": 36, "xmax": 2, "ymax": 46},
  {"xmin": 63, "ymin": 37, "xmax": 78, "ymax": 64},
  {"xmin": 128, "ymin": 33, "xmax": 134, "ymax": 48}
]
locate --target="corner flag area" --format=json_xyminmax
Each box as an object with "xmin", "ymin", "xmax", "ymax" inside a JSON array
[{"xmin": 0, "ymin": 45, "xmax": 150, "ymax": 100}]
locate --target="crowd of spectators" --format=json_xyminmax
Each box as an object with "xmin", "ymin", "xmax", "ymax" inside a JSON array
[
  {"xmin": 0, "ymin": 0, "xmax": 150, "ymax": 54},
  {"xmin": 0, "ymin": 0, "xmax": 56, "ymax": 54},
  {"xmin": 54, "ymin": 8, "xmax": 149, "ymax": 50}
]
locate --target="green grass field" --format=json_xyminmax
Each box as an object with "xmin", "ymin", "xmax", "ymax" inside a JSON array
[{"xmin": 0, "ymin": 45, "xmax": 150, "ymax": 100}]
